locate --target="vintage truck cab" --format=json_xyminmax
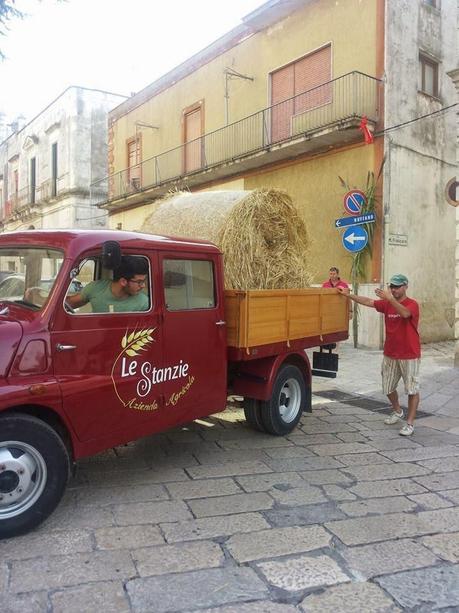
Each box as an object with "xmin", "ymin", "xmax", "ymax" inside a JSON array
[{"xmin": 0, "ymin": 229, "xmax": 348, "ymax": 537}]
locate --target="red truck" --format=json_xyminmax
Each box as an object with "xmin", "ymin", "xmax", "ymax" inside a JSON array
[{"xmin": 0, "ymin": 230, "xmax": 348, "ymax": 537}]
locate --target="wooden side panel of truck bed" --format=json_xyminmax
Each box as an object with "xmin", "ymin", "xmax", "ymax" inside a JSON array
[{"xmin": 224, "ymin": 288, "xmax": 349, "ymax": 349}]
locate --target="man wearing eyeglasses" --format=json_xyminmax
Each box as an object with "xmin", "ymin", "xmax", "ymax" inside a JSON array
[
  {"xmin": 338, "ymin": 273, "xmax": 420, "ymax": 436},
  {"xmin": 66, "ymin": 256, "xmax": 149, "ymax": 313}
]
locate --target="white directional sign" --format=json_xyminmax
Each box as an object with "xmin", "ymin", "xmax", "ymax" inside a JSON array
[
  {"xmin": 335, "ymin": 212, "xmax": 376, "ymax": 229},
  {"xmin": 342, "ymin": 225, "xmax": 368, "ymax": 253}
]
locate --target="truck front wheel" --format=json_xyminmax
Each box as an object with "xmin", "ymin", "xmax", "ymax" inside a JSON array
[
  {"xmin": 0, "ymin": 414, "xmax": 70, "ymax": 539},
  {"xmin": 260, "ymin": 364, "xmax": 306, "ymax": 435}
]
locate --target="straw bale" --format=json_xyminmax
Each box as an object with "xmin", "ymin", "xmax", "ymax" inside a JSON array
[{"xmin": 141, "ymin": 189, "xmax": 312, "ymax": 290}]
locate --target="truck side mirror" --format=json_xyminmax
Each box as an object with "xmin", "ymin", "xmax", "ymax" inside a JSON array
[{"xmin": 102, "ymin": 241, "xmax": 122, "ymax": 270}]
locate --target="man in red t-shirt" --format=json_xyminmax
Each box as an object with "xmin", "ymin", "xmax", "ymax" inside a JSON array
[
  {"xmin": 323, "ymin": 267, "xmax": 353, "ymax": 318},
  {"xmin": 338, "ymin": 273, "xmax": 420, "ymax": 436},
  {"xmin": 322, "ymin": 267, "xmax": 350, "ymax": 289}
]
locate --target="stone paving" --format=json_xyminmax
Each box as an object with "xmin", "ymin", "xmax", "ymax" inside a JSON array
[{"xmin": 1, "ymin": 341, "xmax": 459, "ymax": 612}]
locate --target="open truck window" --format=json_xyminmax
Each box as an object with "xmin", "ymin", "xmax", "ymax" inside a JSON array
[
  {"xmin": 65, "ymin": 255, "xmax": 152, "ymax": 314},
  {"xmin": 0, "ymin": 247, "xmax": 64, "ymax": 309}
]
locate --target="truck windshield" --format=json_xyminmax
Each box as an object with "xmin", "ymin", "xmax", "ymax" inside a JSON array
[{"xmin": 0, "ymin": 247, "xmax": 64, "ymax": 309}]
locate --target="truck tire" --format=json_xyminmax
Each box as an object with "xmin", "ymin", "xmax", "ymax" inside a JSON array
[
  {"xmin": 0, "ymin": 413, "xmax": 70, "ymax": 539},
  {"xmin": 243, "ymin": 398, "xmax": 266, "ymax": 432},
  {"xmin": 260, "ymin": 364, "xmax": 306, "ymax": 435}
]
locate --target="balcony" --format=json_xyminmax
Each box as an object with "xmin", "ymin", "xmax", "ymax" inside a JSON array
[
  {"xmin": 17, "ymin": 186, "xmax": 37, "ymax": 208},
  {"xmin": 39, "ymin": 179, "xmax": 55, "ymax": 202},
  {"xmin": 1, "ymin": 180, "xmax": 59, "ymax": 224},
  {"xmin": 1, "ymin": 187, "xmax": 40, "ymax": 224},
  {"xmin": 91, "ymin": 71, "xmax": 383, "ymax": 209}
]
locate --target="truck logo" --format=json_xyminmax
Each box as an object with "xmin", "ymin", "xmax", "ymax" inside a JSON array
[
  {"xmin": 111, "ymin": 328, "xmax": 194, "ymax": 411},
  {"xmin": 111, "ymin": 328, "xmax": 158, "ymax": 411}
]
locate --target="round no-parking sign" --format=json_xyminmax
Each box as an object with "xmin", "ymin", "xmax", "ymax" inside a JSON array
[{"xmin": 344, "ymin": 190, "xmax": 367, "ymax": 215}]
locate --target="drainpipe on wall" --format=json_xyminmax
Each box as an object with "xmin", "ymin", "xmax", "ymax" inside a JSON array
[{"xmin": 380, "ymin": 135, "xmax": 392, "ymax": 350}]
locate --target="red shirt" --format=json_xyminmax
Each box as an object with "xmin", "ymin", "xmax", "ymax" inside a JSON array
[
  {"xmin": 322, "ymin": 279, "xmax": 349, "ymax": 289},
  {"xmin": 374, "ymin": 297, "xmax": 420, "ymax": 359}
]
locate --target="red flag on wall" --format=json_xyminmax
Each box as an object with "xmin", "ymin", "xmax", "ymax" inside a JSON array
[{"xmin": 359, "ymin": 116, "xmax": 374, "ymax": 144}]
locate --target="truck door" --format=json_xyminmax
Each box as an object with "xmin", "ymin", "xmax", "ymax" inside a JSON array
[
  {"xmin": 51, "ymin": 253, "xmax": 163, "ymax": 447},
  {"xmin": 159, "ymin": 253, "xmax": 227, "ymax": 423}
]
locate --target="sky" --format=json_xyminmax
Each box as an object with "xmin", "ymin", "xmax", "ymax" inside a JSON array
[{"xmin": 0, "ymin": 0, "xmax": 264, "ymax": 126}]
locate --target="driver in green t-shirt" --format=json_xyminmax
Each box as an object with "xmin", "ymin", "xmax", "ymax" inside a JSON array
[{"xmin": 66, "ymin": 256, "xmax": 149, "ymax": 313}]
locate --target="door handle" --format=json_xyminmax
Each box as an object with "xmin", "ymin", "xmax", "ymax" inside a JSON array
[
  {"xmin": 56, "ymin": 343, "xmax": 77, "ymax": 352},
  {"xmin": 215, "ymin": 320, "xmax": 226, "ymax": 326}
]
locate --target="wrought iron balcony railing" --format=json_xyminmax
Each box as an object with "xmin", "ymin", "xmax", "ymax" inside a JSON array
[
  {"xmin": 91, "ymin": 71, "xmax": 382, "ymax": 206},
  {"xmin": 17, "ymin": 186, "xmax": 37, "ymax": 208}
]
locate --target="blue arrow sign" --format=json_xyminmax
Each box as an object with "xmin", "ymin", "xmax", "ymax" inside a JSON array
[
  {"xmin": 335, "ymin": 212, "xmax": 376, "ymax": 229},
  {"xmin": 342, "ymin": 225, "xmax": 368, "ymax": 253}
]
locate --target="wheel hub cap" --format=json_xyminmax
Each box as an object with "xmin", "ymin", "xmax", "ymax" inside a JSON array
[
  {"xmin": 0, "ymin": 470, "xmax": 20, "ymax": 493},
  {"xmin": 0, "ymin": 443, "xmax": 47, "ymax": 517},
  {"xmin": 278, "ymin": 378, "xmax": 301, "ymax": 423}
]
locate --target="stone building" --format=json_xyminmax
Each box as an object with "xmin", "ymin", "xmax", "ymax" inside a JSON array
[
  {"xmin": 0, "ymin": 86, "xmax": 126, "ymax": 232},
  {"xmin": 447, "ymin": 0, "xmax": 459, "ymax": 365}
]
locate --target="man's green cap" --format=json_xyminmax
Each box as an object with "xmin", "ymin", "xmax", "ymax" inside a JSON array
[{"xmin": 389, "ymin": 273, "xmax": 408, "ymax": 286}]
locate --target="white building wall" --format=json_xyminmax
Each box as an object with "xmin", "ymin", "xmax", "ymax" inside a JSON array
[
  {"xmin": 447, "ymin": 0, "xmax": 459, "ymax": 365},
  {"xmin": 384, "ymin": 0, "xmax": 457, "ymax": 343},
  {"xmin": 0, "ymin": 87, "xmax": 126, "ymax": 232}
]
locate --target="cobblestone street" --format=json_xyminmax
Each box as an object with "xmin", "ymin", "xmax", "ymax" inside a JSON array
[{"xmin": 2, "ymin": 341, "xmax": 459, "ymax": 612}]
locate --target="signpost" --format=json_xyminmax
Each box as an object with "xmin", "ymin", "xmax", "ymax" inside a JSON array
[
  {"xmin": 343, "ymin": 190, "xmax": 367, "ymax": 215},
  {"xmin": 337, "ymin": 187, "xmax": 373, "ymax": 349},
  {"xmin": 342, "ymin": 225, "xmax": 368, "ymax": 253},
  {"xmin": 335, "ymin": 188, "xmax": 373, "ymax": 252},
  {"xmin": 335, "ymin": 212, "xmax": 375, "ymax": 229}
]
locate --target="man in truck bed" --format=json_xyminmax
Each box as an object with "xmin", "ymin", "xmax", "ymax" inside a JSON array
[{"xmin": 66, "ymin": 255, "xmax": 149, "ymax": 313}]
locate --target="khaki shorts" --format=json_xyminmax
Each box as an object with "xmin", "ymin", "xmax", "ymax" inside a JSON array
[{"xmin": 381, "ymin": 355, "xmax": 420, "ymax": 395}]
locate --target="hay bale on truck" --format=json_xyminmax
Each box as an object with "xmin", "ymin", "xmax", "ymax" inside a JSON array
[{"xmin": 141, "ymin": 189, "xmax": 313, "ymax": 290}]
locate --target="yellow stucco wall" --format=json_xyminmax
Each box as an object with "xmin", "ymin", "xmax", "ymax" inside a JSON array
[
  {"xmin": 244, "ymin": 144, "xmax": 376, "ymax": 284},
  {"xmin": 199, "ymin": 179, "xmax": 245, "ymax": 191},
  {"xmin": 109, "ymin": 205, "xmax": 154, "ymax": 232},
  {"xmin": 111, "ymin": 0, "xmax": 379, "ymax": 173}
]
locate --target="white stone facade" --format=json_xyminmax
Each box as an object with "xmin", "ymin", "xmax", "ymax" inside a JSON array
[
  {"xmin": 384, "ymin": 0, "xmax": 458, "ymax": 344},
  {"xmin": 446, "ymin": 0, "xmax": 459, "ymax": 365},
  {"xmin": 0, "ymin": 87, "xmax": 126, "ymax": 232}
]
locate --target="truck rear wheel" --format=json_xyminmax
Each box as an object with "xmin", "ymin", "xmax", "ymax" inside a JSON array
[
  {"xmin": 0, "ymin": 414, "xmax": 70, "ymax": 539},
  {"xmin": 243, "ymin": 398, "xmax": 266, "ymax": 432},
  {"xmin": 260, "ymin": 364, "xmax": 306, "ymax": 435}
]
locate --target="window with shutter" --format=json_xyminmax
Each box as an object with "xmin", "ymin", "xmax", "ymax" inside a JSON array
[
  {"xmin": 419, "ymin": 53, "xmax": 439, "ymax": 98},
  {"xmin": 184, "ymin": 106, "xmax": 202, "ymax": 173},
  {"xmin": 127, "ymin": 137, "xmax": 141, "ymax": 189},
  {"xmin": 271, "ymin": 45, "xmax": 332, "ymax": 143}
]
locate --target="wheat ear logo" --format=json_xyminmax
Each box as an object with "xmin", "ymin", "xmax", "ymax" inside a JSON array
[{"xmin": 111, "ymin": 327, "xmax": 156, "ymax": 409}]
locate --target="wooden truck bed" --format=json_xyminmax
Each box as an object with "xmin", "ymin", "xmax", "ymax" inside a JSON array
[{"xmin": 224, "ymin": 288, "xmax": 349, "ymax": 361}]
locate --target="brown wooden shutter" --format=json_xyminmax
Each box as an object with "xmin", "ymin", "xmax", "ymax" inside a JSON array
[
  {"xmin": 294, "ymin": 45, "xmax": 331, "ymax": 114},
  {"xmin": 271, "ymin": 64, "xmax": 294, "ymax": 142},
  {"xmin": 271, "ymin": 45, "xmax": 331, "ymax": 142},
  {"xmin": 184, "ymin": 107, "xmax": 202, "ymax": 173},
  {"xmin": 127, "ymin": 138, "xmax": 141, "ymax": 188}
]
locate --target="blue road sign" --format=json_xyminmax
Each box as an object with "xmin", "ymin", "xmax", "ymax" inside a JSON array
[
  {"xmin": 344, "ymin": 190, "xmax": 367, "ymax": 215},
  {"xmin": 342, "ymin": 225, "xmax": 368, "ymax": 253},
  {"xmin": 335, "ymin": 212, "xmax": 376, "ymax": 229}
]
